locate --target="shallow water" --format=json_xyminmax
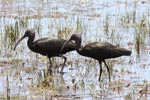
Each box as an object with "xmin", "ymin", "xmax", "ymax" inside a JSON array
[{"xmin": 0, "ymin": 0, "xmax": 150, "ymax": 99}]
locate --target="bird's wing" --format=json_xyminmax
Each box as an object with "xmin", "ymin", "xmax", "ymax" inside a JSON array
[
  {"xmin": 82, "ymin": 42, "xmax": 120, "ymax": 59},
  {"xmin": 32, "ymin": 38, "xmax": 65, "ymax": 54},
  {"xmin": 33, "ymin": 38, "xmax": 75, "ymax": 53},
  {"xmin": 83, "ymin": 42, "xmax": 131, "ymax": 59},
  {"xmin": 33, "ymin": 38, "xmax": 53, "ymax": 49}
]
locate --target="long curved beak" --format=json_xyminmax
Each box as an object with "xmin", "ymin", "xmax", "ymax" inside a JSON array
[
  {"xmin": 14, "ymin": 35, "xmax": 26, "ymax": 50},
  {"xmin": 60, "ymin": 39, "xmax": 71, "ymax": 53}
]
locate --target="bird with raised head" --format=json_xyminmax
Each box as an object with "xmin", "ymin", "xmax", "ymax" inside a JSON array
[
  {"xmin": 14, "ymin": 29, "xmax": 76, "ymax": 74},
  {"xmin": 61, "ymin": 33, "xmax": 131, "ymax": 82}
]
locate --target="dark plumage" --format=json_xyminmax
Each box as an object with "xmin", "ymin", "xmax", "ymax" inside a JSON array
[
  {"xmin": 61, "ymin": 33, "xmax": 131, "ymax": 82},
  {"xmin": 14, "ymin": 29, "xmax": 75, "ymax": 74}
]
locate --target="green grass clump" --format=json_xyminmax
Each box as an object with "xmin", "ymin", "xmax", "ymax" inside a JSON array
[{"xmin": 4, "ymin": 22, "xmax": 19, "ymax": 49}]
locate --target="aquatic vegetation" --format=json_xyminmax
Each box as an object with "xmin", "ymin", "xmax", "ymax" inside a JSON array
[
  {"xmin": 103, "ymin": 15, "xmax": 109, "ymax": 35},
  {"xmin": 4, "ymin": 22, "xmax": 19, "ymax": 49},
  {"xmin": 6, "ymin": 75, "xmax": 10, "ymax": 100},
  {"xmin": 134, "ymin": 15, "xmax": 149, "ymax": 56}
]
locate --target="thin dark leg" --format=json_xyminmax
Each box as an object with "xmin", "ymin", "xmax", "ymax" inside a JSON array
[
  {"xmin": 58, "ymin": 54, "xmax": 67, "ymax": 74},
  {"xmin": 48, "ymin": 57, "xmax": 52, "ymax": 75},
  {"xmin": 98, "ymin": 60, "xmax": 102, "ymax": 82},
  {"xmin": 103, "ymin": 60, "xmax": 110, "ymax": 82}
]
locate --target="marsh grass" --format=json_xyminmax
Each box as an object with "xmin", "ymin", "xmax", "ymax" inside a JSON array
[
  {"xmin": 57, "ymin": 27, "xmax": 72, "ymax": 39},
  {"xmin": 18, "ymin": 17, "xmax": 28, "ymax": 29},
  {"xmin": 36, "ymin": 69, "xmax": 51, "ymax": 88},
  {"xmin": 39, "ymin": 69, "xmax": 48, "ymax": 81},
  {"xmin": 2, "ymin": 17, "xmax": 28, "ymax": 50},
  {"xmin": 132, "ymin": 1, "xmax": 137, "ymax": 24},
  {"xmin": 139, "ymin": 83, "xmax": 148, "ymax": 98},
  {"xmin": 4, "ymin": 22, "xmax": 19, "ymax": 49},
  {"xmin": 134, "ymin": 16, "xmax": 147, "ymax": 56},
  {"xmin": 103, "ymin": 15, "xmax": 109, "ymax": 35},
  {"xmin": 56, "ymin": 15, "xmax": 84, "ymax": 40},
  {"xmin": 6, "ymin": 74, "xmax": 10, "ymax": 100},
  {"xmin": 120, "ymin": 12, "xmax": 135, "ymax": 27},
  {"xmin": 76, "ymin": 16, "xmax": 82, "ymax": 32}
]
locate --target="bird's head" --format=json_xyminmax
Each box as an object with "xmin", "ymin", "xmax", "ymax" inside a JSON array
[
  {"xmin": 13, "ymin": 29, "xmax": 35, "ymax": 50},
  {"xmin": 60, "ymin": 32, "xmax": 82, "ymax": 53},
  {"xmin": 24, "ymin": 29, "xmax": 35, "ymax": 37},
  {"xmin": 69, "ymin": 33, "xmax": 81, "ymax": 42}
]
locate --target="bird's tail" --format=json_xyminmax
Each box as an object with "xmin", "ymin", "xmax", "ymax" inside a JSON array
[{"xmin": 116, "ymin": 47, "xmax": 131, "ymax": 56}]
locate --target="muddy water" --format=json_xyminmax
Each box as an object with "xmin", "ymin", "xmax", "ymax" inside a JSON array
[{"xmin": 0, "ymin": 0, "xmax": 150, "ymax": 99}]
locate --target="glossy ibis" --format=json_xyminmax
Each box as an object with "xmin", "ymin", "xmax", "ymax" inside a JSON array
[
  {"xmin": 61, "ymin": 33, "xmax": 131, "ymax": 82},
  {"xmin": 14, "ymin": 29, "xmax": 75, "ymax": 74}
]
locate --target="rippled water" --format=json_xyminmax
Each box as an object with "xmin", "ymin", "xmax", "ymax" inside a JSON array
[{"xmin": 0, "ymin": 0, "xmax": 150, "ymax": 99}]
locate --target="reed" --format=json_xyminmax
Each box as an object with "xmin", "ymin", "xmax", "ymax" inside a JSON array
[
  {"xmin": 6, "ymin": 74, "xmax": 10, "ymax": 100},
  {"xmin": 134, "ymin": 15, "xmax": 147, "ymax": 56},
  {"xmin": 4, "ymin": 21, "xmax": 20, "ymax": 50},
  {"xmin": 104, "ymin": 15, "xmax": 109, "ymax": 35}
]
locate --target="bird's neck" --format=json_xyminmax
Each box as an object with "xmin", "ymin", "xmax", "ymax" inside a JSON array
[
  {"xmin": 75, "ymin": 39, "xmax": 83, "ymax": 54},
  {"xmin": 27, "ymin": 34, "xmax": 35, "ymax": 51}
]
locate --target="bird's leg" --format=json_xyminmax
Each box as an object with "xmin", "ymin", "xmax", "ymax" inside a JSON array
[
  {"xmin": 98, "ymin": 60, "xmax": 103, "ymax": 82},
  {"xmin": 48, "ymin": 57, "xmax": 53, "ymax": 75},
  {"xmin": 58, "ymin": 54, "xmax": 67, "ymax": 74},
  {"xmin": 103, "ymin": 60, "xmax": 110, "ymax": 82}
]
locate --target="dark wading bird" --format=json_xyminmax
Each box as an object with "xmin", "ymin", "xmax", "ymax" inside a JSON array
[
  {"xmin": 14, "ymin": 29, "xmax": 76, "ymax": 74},
  {"xmin": 61, "ymin": 33, "xmax": 131, "ymax": 82}
]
